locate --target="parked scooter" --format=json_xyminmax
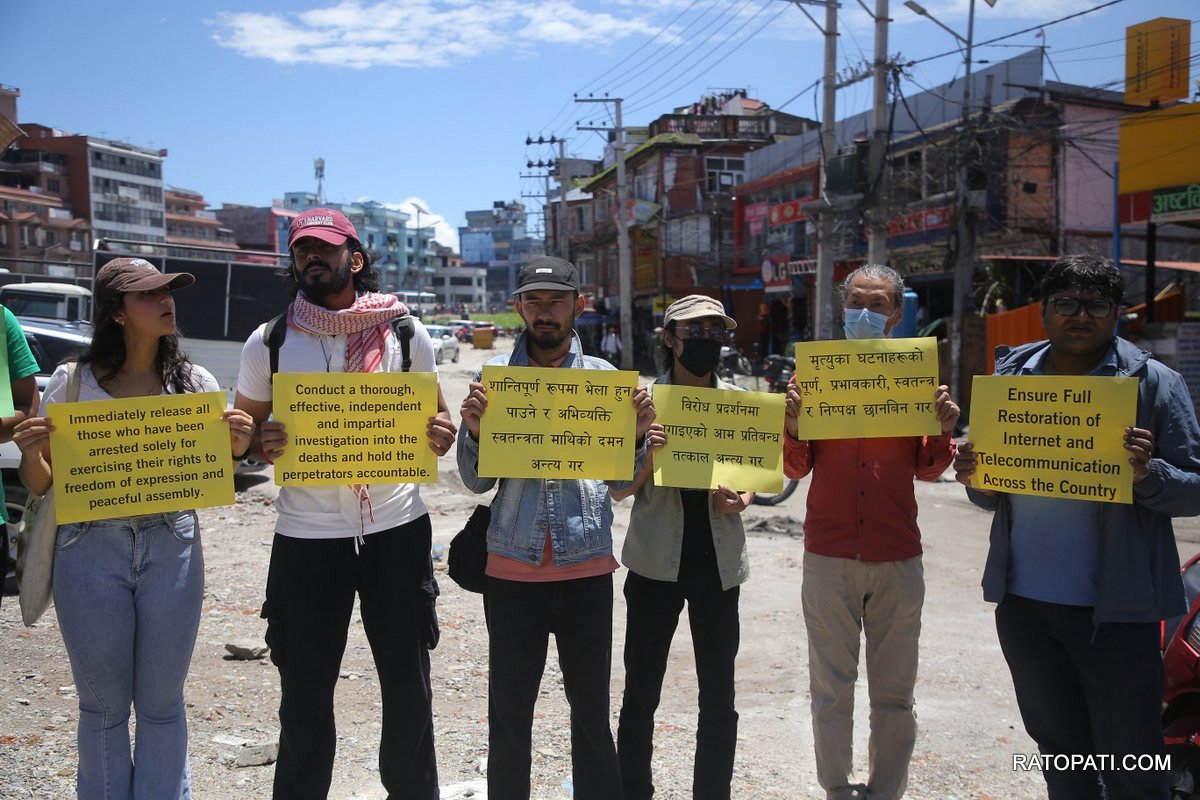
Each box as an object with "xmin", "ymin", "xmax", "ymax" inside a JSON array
[
  {"xmin": 1163, "ymin": 552, "xmax": 1200, "ymax": 798},
  {"xmin": 717, "ymin": 345, "xmax": 753, "ymax": 386}
]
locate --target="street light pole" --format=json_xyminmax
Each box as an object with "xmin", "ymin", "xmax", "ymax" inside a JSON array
[{"xmin": 905, "ymin": 0, "xmax": 977, "ymax": 404}]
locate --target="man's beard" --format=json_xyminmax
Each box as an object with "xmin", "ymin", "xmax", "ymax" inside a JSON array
[
  {"xmin": 297, "ymin": 254, "xmax": 353, "ymax": 300},
  {"xmin": 527, "ymin": 320, "xmax": 572, "ymax": 350}
]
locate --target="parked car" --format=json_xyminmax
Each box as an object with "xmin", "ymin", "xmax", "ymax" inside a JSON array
[
  {"xmin": 447, "ymin": 319, "xmax": 474, "ymax": 342},
  {"xmin": 425, "ymin": 324, "xmax": 461, "ymax": 365}
]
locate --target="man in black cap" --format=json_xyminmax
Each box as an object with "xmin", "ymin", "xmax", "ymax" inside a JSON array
[{"xmin": 458, "ymin": 255, "xmax": 657, "ymax": 800}]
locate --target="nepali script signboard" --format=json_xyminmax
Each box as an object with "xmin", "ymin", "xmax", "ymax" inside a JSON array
[
  {"xmin": 652, "ymin": 385, "xmax": 786, "ymax": 492},
  {"xmin": 50, "ymin": 392, "xmax": 234, "ymax": 524},
  {"xmin": 968, "ymin": 376, "xmax": 1138, "ymax": 504},
  {"xmin": 272, "ymin": 373, "xmax": 438, "ymax": 486},
  {"xmin": 791, "ymin": 337, "xmax": 941, "ymax": 439},
  {"xmin": 479, "ymin": 366, "xmax": 637, "ymax": 480}
]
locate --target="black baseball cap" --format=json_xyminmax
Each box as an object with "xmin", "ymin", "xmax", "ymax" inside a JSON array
[{"xmin": 513, "ymin": 256, "xmax": 580, "ymax": 295}]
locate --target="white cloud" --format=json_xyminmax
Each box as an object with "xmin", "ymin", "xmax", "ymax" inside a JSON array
[
  {"xmin": 212, "ymin": 0, "xmax": 653, "ymax": 69},
  {"xmin": 376, "ymin": 196, "xmax": 460, "ymax": 253}
]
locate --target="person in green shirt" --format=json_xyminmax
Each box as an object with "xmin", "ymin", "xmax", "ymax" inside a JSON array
[{"xmin": 1, "ymin": 306, "xmax": 44, "ymax": 602}]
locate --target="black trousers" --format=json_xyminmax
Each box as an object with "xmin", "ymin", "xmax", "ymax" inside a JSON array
[
  {"xmin": 618, "ymin": 562, "xmax": 741, "ymax": 800},
  {"xmin": 484, "ymin": 573, "xmax": 622, "ymax": 800},
  {"xmin": 996, "ymin": 593, "xmax": 1169, "ymax": 800},
  {"xmin": 261, "ymin": 516, "xmax": 439, "ymax": 800}
]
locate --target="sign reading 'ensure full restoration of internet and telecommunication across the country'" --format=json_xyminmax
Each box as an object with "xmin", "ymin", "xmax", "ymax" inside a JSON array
[
  {"xmin": 968, "ymin": 376, "xmax": 1139, "ymax": 504},
  {"xmin": 50, "ymin": 392, "xmax": 234, "ymax": 524},
  {"xmin": 272, "ymin": 372, "xmax": 439, "ymax": 486}
]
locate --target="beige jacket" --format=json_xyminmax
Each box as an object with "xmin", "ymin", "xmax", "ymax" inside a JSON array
[{"xmin": 620, "ymin": 375, "xmax": 751, "ymax": 591}]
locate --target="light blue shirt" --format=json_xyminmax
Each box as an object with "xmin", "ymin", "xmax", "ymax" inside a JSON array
[{"xmin": 1006, "ymin": 342, "xmax": 1117, "ymax": 607}]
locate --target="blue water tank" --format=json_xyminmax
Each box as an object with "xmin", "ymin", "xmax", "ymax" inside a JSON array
[{"xmin": 891, "ymin": 290, "xmax": 919, "ymax": 338}]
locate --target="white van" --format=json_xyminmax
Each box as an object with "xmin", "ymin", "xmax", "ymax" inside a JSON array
[{"xmin": 0, "ymin": 283, "xmax": 93, "ymax": 324}]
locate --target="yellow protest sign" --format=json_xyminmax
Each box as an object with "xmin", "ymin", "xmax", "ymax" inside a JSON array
[
  {"xmin": 968, "ymin": 376, "xmax": 1138, "ymax": 504},
  {"xmin": 50, "ymin": 392, "xmax": 233, "ymax": 524},
  {"xmin": 479, "ymin": 366, "xmax": 637, "ymax": 480},
  {"xmin": 792, "ymin": 337, "xmax": 942, "ymax": 439},
  {"xmin": 652, "ymin": 385, "xmax": 785, "ymax": 492},
  {"xmin": 272, "ymin": 373, "xmax": 438, "ymax": 486}
]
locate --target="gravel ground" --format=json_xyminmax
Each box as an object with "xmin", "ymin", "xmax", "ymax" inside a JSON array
[{"xmin": 3, "ymin": 337, "xmax": 1198, "ymax": 799}]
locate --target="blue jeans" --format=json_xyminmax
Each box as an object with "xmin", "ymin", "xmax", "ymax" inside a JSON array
[{"xmin": 53, "ymin": 512, "xmax": 203, "ymax": 800}]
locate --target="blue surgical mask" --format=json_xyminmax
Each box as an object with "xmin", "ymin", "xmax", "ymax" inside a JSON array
[{"xmin": 843, "ymin": 307, "xmax": 889, "ymax": 339}]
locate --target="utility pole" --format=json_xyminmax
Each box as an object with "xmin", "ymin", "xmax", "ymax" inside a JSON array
[
  {"xmin": 577, "ymin": 96, "xmax": 634, "ymax": 370},
  {"xmin": 951, "ymin": 0, "xmax": 976, "ymax": 405},
  {"xmin": 867, "ymin": 0, "xmax": 890, "ymax": 264},
  {"xmin": 557, "ymin": 137, "xmax": 569, "ymax": 261},
  {"xmin": 817, "ymin": 0, "xmax": 839, "ymax": 341}
]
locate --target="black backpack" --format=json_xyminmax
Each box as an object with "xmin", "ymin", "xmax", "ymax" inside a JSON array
[{"xmin": 263, "ymin": 313, "xmax": 415, "ymax": 378}]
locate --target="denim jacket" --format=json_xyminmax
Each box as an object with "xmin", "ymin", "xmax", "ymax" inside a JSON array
[
  {"xmin": 456, "ymin": 332, "xmax": 647, "ymax": 567},
  {"xmin": 970, "ymin": 337, "xmax": 1200, "ymax": 623}
]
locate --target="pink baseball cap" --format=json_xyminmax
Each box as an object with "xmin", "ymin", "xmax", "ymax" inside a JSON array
[{"xmin": 288, "ymin": 208, "xmax": 359, "ymax": 249}]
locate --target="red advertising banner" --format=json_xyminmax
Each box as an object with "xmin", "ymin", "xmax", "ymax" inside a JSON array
[
  {"xmin": 769, "ymin": 200, "xmax": 807, "ymax": 226},
  {"xmin": 887, "ymin": 205, "xmax": 953, "ymax": 237}
]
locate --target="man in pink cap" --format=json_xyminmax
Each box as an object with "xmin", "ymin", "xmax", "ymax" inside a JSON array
[{"xmin": 235, "ymin": 208, "xmax": 457, "ymax": 800}]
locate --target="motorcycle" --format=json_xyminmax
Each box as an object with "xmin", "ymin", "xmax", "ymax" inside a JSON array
[
  {"xmin": 752, "ymin": 353, "xmax": 799, "ymax": 506},
  {"xmin": 1163, "ymin": 552, "xmax": 1200, "ymax": 798},
  {"xmin": 716, "ymin": 345, "xmax": 753, "ymax": 386}
]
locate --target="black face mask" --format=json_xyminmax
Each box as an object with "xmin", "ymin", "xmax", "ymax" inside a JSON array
[{"xmin": 677, "ymin": 338, "xmax": 722, "ymax": 376}]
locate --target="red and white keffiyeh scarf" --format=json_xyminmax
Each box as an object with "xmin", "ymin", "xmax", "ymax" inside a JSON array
[
  {"xmin": 288, "ymin": 291, "xmax": 409, "ymax": 373},
  {"xmin": 287, "ymin": 291, "xmax": 410, "ymax": 534}
]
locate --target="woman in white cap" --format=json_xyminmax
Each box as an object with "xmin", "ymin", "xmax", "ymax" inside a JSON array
[
  {"xmin": 613, "ymin": 294, "xmax": 754, "ymax": 800},
  {"xmin": 13, "ymin": 258, "xmax": 254, "ymax": 800}
]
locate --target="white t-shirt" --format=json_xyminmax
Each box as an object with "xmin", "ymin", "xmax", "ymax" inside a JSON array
[
  {"xmin": 237, "ymin": 315, "xmax": 439, "ymax": 539},
  {"xmin": 43, "ymin": 362, "xmax": 220, "ymax": 405}
]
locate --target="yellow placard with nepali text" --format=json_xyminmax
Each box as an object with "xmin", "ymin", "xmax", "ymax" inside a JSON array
[
  {"xmin": 652, "ymin": 385, "xmax": 785, "ymax": 492},
  {"xmin": 792, "ymin": 337, "xmax": 941, "ymax": 439},
  {"xmin": 50, "ymin": 392, "xmax": 233, "ymax": 524},
  {"xmin": 272, "ymin": 372, "xmax": 438, "ymax": 486},
  {"xmin": 969, "ymin": 376, "xmax": 1138, "ymax": 504},
  {"xmin": 479, "ymin": 366, "xmax": 637, "ymax": 480}
]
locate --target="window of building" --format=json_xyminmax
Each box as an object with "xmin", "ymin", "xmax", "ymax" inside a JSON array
[
  {"xmin": 44, "ymin": 230, "xmax": 58, "ymax": 246},
  {"xmin": 706, "ymin": 157, "xmax": 744, "ymax": 194},
  {"xmin": 47, "ymin": 179, "xmax": 61, "ymax": 194}
]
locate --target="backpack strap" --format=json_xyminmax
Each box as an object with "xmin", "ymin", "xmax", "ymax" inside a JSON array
[
  {"xmin": 64, "ymin": 361, "xmax": 81, "ymax": 403},
  {"xmin": 264, "ymin": 313, "xmax": 288, "ymax": 382},
  {"xmin": 266, "ymin": 313, "xmax": 414, "ymax": 379}
]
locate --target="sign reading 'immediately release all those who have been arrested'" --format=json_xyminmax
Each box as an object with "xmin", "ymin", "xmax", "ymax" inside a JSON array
[
  {"xmin": 272, "ymin": 372, "xmax": 438, "ymax": 486},
  {"xmin": 479, "ymin": 366, "xmax": 637, "ymax": 480},
  {"xmin": 50, "ymin": 392, "xmax": 234, "ymax": 524},
  {"xmin": 791, "ymin": 337, "xmax": 942, "ymax": 440},
  {"xmin": 968, "ymin": 376, "xmax": 1139, "ymax": 504},
  {"xmin": 652, "ymin": 385, "xmax": 786, "ymax": 492}
]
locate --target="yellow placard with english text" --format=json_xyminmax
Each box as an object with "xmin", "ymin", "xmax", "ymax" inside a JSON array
[
  {"xmin": 479, "ymin": 366, "xmax": 637, "ymax": 480},
  {"xmin": 652, "ymin": 384, "xmax": 785, "ymax": 492},
  {"xmin": 792, "ymin": 337, "xmax": 942, "ymax": 439},
  {"xmin": 272, "ymin": 372, "xmax": 438, "ymax": 486},
  {"xmin": 50, "ymin": 392, "xmax": 234, "ymax": 524},
  {"xmin": 968, "ymin": 375, "xmax": 1138, "ymax": 504}
]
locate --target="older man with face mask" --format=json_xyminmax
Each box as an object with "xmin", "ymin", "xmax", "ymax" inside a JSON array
[{"xmin": 783, "ymin": 264, "xmax": 960, "ymax": 800}]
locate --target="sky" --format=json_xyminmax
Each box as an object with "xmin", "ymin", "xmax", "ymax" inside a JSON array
[{"xmin": 4, "ymin": 0, "xmax": 1197, "ymax": 253}]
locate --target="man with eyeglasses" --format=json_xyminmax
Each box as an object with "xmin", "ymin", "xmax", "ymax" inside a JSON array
[
  {"xmin": 954, "ymin": 253, "xmax": 1200, "ymax": 799},
  {"xmin": 612, "ymin": 294, "xmax": 753, "ymax": 800}
]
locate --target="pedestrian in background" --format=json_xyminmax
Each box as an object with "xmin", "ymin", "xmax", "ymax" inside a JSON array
[
  {"xmin": 954, "ymin": 253, "xmax": 1200, "ymax": 799},
  {"xmin": 13, "ymin": 258, "xmax": 254, "ymax": 799},
  {"xmin": 614, "ymin": 294, "xmax": 752, "ymax": 800},
  {"xmin": 602, "ymin": 324, "xmax": 623, "ymax": 366},
  {"xmin": 234, "ymin": 209, "xmax": 457, "ymax": 800},
  {"xmin": 783, "ymin": 263, "xmax": 959, "ymax": 800},
  {"xmin": 458, "ymin": 255, "xmax": 656, "ymax": 800}
]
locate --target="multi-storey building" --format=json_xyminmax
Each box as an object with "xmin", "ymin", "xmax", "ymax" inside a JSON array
[
  {"xmin": 18, "ymin": 124, "xmax": 166, "ymax": 248},
  {"xmin": 164, "ymin": 187, "xmax": 239, "ymax": 260},
  {"xmin": 459, "ymin": 200, "xmax": 542, "ymax": 310},
  {"xmin": 214, "ymin": 200, "xmax": 298, "ymax": 257}
]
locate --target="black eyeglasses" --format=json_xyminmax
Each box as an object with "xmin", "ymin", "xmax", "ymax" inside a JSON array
[
  {"xmin": 1048, "ymin": 296, "xmax": 1116, "ymax": 319},
  {"xmin": 677, "ymin": 322, "xmax": 732, "ymax": 342}
]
